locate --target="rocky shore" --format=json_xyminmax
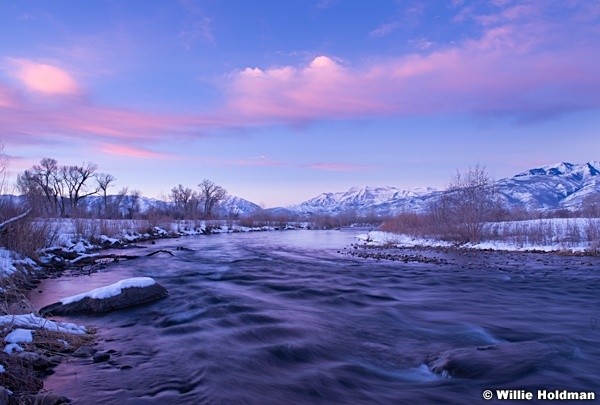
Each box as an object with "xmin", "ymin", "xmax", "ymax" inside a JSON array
[{"xmin": 340, "ymin": 241, "xmax": 600, "ymax": 277}]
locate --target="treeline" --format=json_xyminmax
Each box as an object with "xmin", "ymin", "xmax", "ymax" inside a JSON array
[
  {"xmin": 7, "ymin": 156, "xmax": 389, "ymax": 228},
  {"xmin": 12, "ymin": 157, "xmax": 230, "ymax": 220}
]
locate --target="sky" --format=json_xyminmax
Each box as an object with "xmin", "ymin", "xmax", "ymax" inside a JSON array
[{"xmin": 1, "ymin": 0, "xmax": 599, "ymax": 207}]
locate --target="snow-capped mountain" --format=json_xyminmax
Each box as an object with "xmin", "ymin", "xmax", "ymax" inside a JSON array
[
  {"xmin": 284, "ymin": 161, "xmax": 600, "ymax": 216},
  {"xmin": 286, "ymin": 186, "xmax": 440, "ymax": 216},
  {"xmin": 496, "ymin": 161, "xmax": 600, "ymax": 210},
  {"xmin": 217, "ymin": 196, "xmax": 261, "ymax": 216}
]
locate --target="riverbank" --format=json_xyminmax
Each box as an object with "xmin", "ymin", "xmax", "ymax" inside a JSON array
[{"xmin": 356, "ymin": 228, "xmax": 600, "ymax": 256}]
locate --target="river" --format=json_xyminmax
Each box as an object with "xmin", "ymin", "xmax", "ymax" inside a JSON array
[{"xmin": 28, "ymin": 230, "xmax": 600, "ymax": 404}]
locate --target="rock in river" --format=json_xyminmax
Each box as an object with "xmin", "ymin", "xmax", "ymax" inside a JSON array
[
  {"xmin": 426, "ymin": 341, "xmax": 555, "ymax": 379},
  {"xmin": 39, "ymin": 277, "xmax": 168, "ymax": 316}
]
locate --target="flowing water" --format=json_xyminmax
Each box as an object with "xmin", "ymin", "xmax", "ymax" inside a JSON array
[{"xmin": 29, "ymin": 230, "xmax": 600, "ymax": 404}]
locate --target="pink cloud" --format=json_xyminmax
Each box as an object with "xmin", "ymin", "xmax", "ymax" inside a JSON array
[
  {"xmin": 0, "ymin": 1, "xmax": 598, "ymax": 156},
  {"xmin": 0, "ymin": 87, "xmax": 227, "ymax": 147},
  {"xmin": 98, "ymin": 144, "xmax": 175, "ymax": 159},
  {"xmin": 225, "ymin": 55, "xmax": 392, "ymax": 121},
  {"xmin": 7, "ymin": 58, "xmax": 80, "ymax": 95},
  {"xmin": 222, "ymin": 6, "xmax": 600, "ymax": 124},
  {"xmin": 0, "ymin": 83, "xmax": 19, "ymax": 107}
]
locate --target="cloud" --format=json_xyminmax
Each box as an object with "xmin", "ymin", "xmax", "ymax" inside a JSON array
[
  {"xmin": 179, "ymin": 0, "xmax": 215, "ymax": 47},
  {"xmin": 224, "ymin": 55, "xmax": 391, "ymax": 121},
  {"xmin": 0, "ymin": 83, "xmax": 18, "ymax": 107},
  {"xmin": 369, "ymin": 22, "xmax": 400, "ymax": 37},
  {"xmin": 0, "ymin": 1, "xmax": 598, "ymax": 156},
  {"xmin": 98, "ymin": 144, "xmax": 176, "ymax": 159},
  {"xmin": 222, "ymin": 5, "xmax": 600, "ymax": 124},
  {"xmin": 305, "ymin": 163, "xmax": 373, "ymax": 172},
  {"xmin": 408, "ymin": 36, "xmax": 434, "ymax": 50},
  {"xmin": 7, "ymin": 58, "xmax": 80, "ymax": 95}
]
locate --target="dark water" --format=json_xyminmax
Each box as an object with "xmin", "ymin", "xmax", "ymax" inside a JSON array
[{"xmin": 29, "ymin": 230, "xmax": 600, "ymax": 404}]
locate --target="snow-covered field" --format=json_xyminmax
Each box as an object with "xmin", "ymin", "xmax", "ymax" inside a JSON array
[{"xmin": 359, "ymin": 218, "xmax": 600, "ymax": 253}]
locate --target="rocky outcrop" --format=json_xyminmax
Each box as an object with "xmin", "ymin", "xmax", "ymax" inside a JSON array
[
  {"xmin": 426, "ymin": 341, "xmax": 555, "ymax": 379},
  {"xmin": 39, "ymin": 281, "xmax": 168, "ymax": 316}
]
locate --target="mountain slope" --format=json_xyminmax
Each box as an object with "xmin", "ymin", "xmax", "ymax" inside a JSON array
[
  {"xmin": 285, "ymin": 161, "xmax": 600, "ymax": 216},
  {"xmin": 497, "ymin": 161, "xmax": 600, "ymax": 210},
  {"xmin": 287, "ymin": 186, "xmax": 440, "ymax": 216}
]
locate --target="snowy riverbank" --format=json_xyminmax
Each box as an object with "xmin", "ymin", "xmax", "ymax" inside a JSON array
[{"xmin": 358, "ymin": 218, "xmax": 600, "ymax": 255}]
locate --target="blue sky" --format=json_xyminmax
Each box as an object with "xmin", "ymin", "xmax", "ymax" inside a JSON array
[{"xmin": 1, "ymin": 0, "xmax": 599, "ymax": 207}]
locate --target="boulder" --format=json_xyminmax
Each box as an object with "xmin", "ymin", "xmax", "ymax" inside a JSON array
[
  {"xmin": 39, "ymin": 279, "xmax": 168, "ymax": 316},
  {"xmin": 17, "ymin": 352, "xmax": 55, "ymax": 370},
  {"xmin": 20, "ymin": 393, "xmax": 71, "ymax": 405},
  {"xmin": 72, "ymin": 346, "xmax": 97, "ymax": 358},
  {"xmin": 426, "ymin": 341, "xmax": 555, "ymax": 379}
]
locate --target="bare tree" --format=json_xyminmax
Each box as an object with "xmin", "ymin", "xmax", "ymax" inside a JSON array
[
  {"xmin": 171, "ymin": 184, "xmax": 196, "ymax": 219},
  {"xmin": 17, "ymin": 158, "xmax": 103, "ymax": 217},
  {"xmin": 16, "ymin": 170, "xmax": 44, "ymax": 215},
  {"xmin": 198, "ymin": 179, "xmax": 227, "ymax": 219},
  {"xmin": 109, "ymin": 187, "xmax": 130, "ymax": 218},
  {"xmin": 123, "ymin": 189, "xmax": 142, "ymax": 219},
  {"xmin": 0, "ymin": 143, "xmax": 9, "ymax": 195},
  {"xmin": 23, "ymin": 158, "xmax": 65, "ymax": 216},
  {"xmin": 62, "ymin": 162, "xmax": 99, "ymax": 215},
  {"xmin": 96, "ymin": 173, "xmax": 117, "ymax": 216},
  {"xmin": 432, "ymin": 163, "xmax": 503, "ymax": 243}
]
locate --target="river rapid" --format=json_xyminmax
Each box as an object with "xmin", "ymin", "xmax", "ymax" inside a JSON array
[{"xmin": 28, "ymin": 230, "xmax": 600, "ymax": 404}]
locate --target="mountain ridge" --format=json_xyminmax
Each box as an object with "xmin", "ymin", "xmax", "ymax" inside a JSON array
[{"xmin": 281, "ymin": 161, "xmax": 600, "ymax": 216}]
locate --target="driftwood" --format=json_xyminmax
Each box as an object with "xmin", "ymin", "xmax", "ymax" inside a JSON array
[
  {"xmin": 64, "ymin": 249, "xmax": 175, "ymax": 267},
  {"xmin": 69, "ymin": 254, "xmax": 141, "ymax": 266},
  {"xmin": 146, "ymin": 249, "xmax": 174, "ymax": 257},
  {"xmin": 0, "ymin": 209, "xmax": 32, "ymax": 233}
]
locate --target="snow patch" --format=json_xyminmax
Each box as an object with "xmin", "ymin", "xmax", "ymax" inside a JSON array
[
  {"xmin": 60, "ymin": 277, "xmax": 157, "ymax": 305},
  {"xmin": 0, "ymin": 248, "xmax": 16, "ymax": 277},
  {"xmin": 4, "ymin": 328, "xmax": 33, "ymax": 344},
  {"xmin": 358, "ymin": 231, "xmax": 453, "ymax": 248},
  {"xmin": 3, "ymin": 343, "xmax": 23, "ymax": 354},
  {"xmin": 0, "ymin": 313, "xmax": 87, "ymax": 335}
]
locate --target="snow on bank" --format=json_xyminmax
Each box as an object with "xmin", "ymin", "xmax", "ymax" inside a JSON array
[
  {"xmin": 0, "ymin": 248, "xmax": 17, "ymax": 277},
  {"xmin": 0, "ymin": 313, "xmax": 86, "ymax": 335},
  {"xmin": 60, "ymin": 277, "xmax": 157, "ymax": 305},
  {"xmin": 1, "ymin": 314, "xmax": 87, "ymax": 356},
  {"xmin": 360, "ymin": 218, "xmax": 600, "ymax": 253},
  {"xmin": 357, "ymin": 232, "xmax": 453, "ymax": 248},
  {"xmin": 0, "ymin": 248, "xmax": 40, "ymax": 286},
  {"xmin": 4, "ymin": 328, "xmax": 33, "ymax": 344}
]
